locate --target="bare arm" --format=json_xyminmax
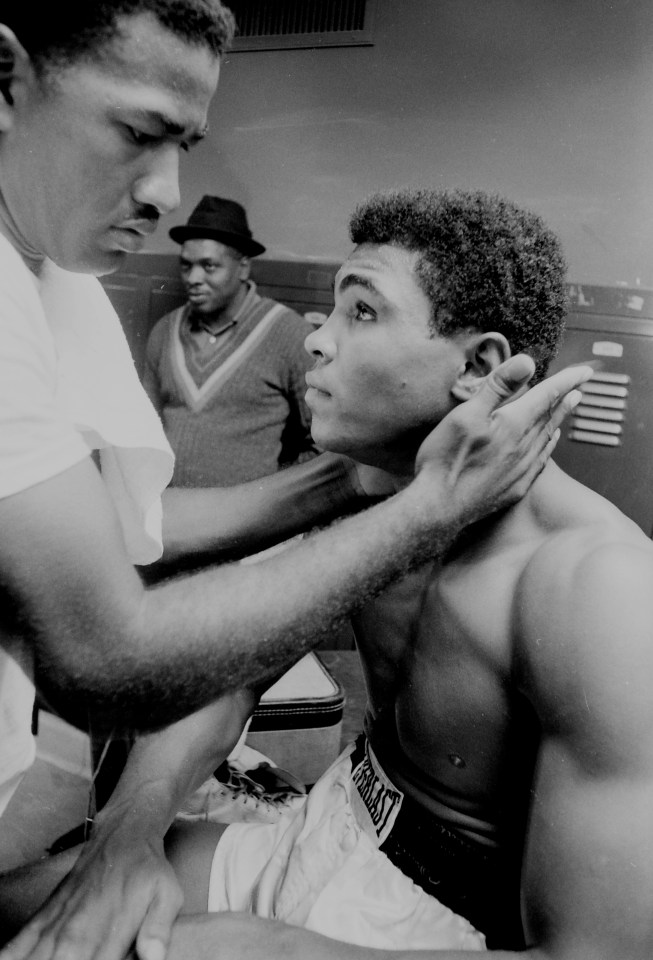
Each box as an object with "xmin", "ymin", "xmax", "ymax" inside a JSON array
[
  {"xmin": 156, "ymin": 452, "xmax": 366, "ymax": 570},
  {"xmin": 0, "ymin": 692, "xmax": 256, "ymax": 960},
  {"xmin": 515, "ymin": 537, "xmax": 653, "ymax": 960},
  {"xmin": 161, "ymin": 535, "xmax": 653, "ymax": 960},
  {"xmin": 167, "ymin": 913, "xmax": 516, "ymax": 960},
  {"xmin": 1, "ymin": 358, "xmax": 589, "ymax": 734}
]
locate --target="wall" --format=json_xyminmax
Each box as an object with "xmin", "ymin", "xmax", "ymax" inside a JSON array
[{"xmin": 145, "ymin": 0, "xmax": 653, "ymax": 287}]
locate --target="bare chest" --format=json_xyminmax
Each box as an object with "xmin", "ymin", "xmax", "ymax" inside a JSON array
[{"xmin": 353, "ymin": 548, "xmax": 540, "ymax": 824}]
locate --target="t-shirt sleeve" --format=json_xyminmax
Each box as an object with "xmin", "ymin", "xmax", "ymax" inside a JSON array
[{"xmin": 0, "ymin": 268, "xmax": 89, "ymax": 499}]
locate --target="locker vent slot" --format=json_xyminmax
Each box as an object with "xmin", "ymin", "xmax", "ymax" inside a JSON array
[
  {"xmin": 567, "ymin": 372, "xmax": 630, "ymax": 448},
  {"xmin": 229, "ymin": 0, "xmax": 375, "ymax": 50}
]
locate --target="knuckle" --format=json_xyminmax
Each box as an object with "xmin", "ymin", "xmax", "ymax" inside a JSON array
[
  {"xmin": 158, "ymin": 887, "xmax": 183, "ymax": 914},
  {"xmin": 547, "ymin": 382, "xmax": 561, "ymax": 405},
  {"xmin": 52, "ymin": 933, "xmax": 90, "ymax": 960}
]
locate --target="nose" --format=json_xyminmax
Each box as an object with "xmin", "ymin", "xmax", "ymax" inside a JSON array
[
  {"xmin": 186, "ymin": 264, "xmax": 206, "ymax": 286},
  {"xmin": 304, "ymin": 311, "xmax": 337, "ymax": 361},
  {"xmin": 131, "ymin": 145, "xmax": 181, "ymax": 216}
]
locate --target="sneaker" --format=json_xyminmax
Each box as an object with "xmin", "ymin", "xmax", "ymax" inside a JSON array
[{"xmin": 176, "ymin": 760, "xmax": 307, "ymax": 825}]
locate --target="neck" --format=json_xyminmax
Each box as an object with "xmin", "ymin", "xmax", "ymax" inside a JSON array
[
  {"xmin": 443, "ymin": 462, "xmax": 557, "ymax": 562},
  {"xmin": 0, "ymin": 191, "xmax": 45, "ymax": 276},
  {"xmin": 361, "ymin": 440, "xmax": 424, "ymax": 490}
]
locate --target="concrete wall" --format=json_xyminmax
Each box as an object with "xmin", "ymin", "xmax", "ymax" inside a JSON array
[{"xmin": 146, "ymin": 0, "xmax": 653, "ymax": 287}]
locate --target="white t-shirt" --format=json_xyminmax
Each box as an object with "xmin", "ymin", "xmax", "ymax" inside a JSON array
[{"xmin": 0, "ymin": 233, "xmax": 174, "ymax": 817}]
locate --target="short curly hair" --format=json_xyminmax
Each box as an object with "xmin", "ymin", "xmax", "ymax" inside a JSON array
[
  {"xmin": 2, "ymin": 0, "xmax": 235, "ymax": 73},
  {"xmin": 349, "ymin": 189, "xmax": 567, "ymax": 382}
]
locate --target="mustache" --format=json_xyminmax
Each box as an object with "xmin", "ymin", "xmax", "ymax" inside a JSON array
[
  {"xmin": 121, "ymin": 205, "xmax": 160, "ymax": 227},
  {"xmin": 134, "ymin": 204, "xmax": 159, "ymax": 222}
]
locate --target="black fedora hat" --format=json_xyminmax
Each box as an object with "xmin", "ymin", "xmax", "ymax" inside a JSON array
[{"xmin": 169, "ymin": 195, "xmax": 266, "ymax": 257}]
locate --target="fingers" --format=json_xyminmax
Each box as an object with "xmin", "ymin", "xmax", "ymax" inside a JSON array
[
  {"xmin": 538, "ymin": 364, "xmax": 594, "ymax": 411},
  {"xmin": 541, "ymin": 426, "xmax": 561, "ymax": 467},
  {"xmin": 469, "ymin": 354, "xmax": 537, "ymax": 411},
  {"xmin": 502, "ymin": 363, "xmax": 593, "ymax": 426},
  {"xmin": 135, "ymin": 940, "xmax": 165, "ymax": 960},
  {"xmin": 547, "ymin": 388, "xmax": 583, "ymax": 434},
  {"xmin": 519, "ymin": 425, "xmax": 562, "ymax": 493},
  {"xmin": 135, "ymin": 881, "xmax": 183, "ymax": 960},
  {"xmin": 0, "ymin": 883, "xmax": 161, "ymax": 960},
  {"xmin": 0, "ymin": 922, "xmax": 39, "ymax": 959},
  {"xmin": 522, "ymin": 382, "xmax": 584, "ymax": 468},
  {"xmin": 0, "ymin": 898, "xmax": 72, "ymax": 960},
  {"xmin": 471, "ymin": 356, "xmax": 594, "ymax": 421}
]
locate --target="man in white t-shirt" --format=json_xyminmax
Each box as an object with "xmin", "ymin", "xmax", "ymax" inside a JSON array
[{"xmin": 0, "ymin": 4, "xmax": 587, "ymax": 958}]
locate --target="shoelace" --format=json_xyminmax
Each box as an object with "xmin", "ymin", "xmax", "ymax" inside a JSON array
[{"xmin": 217, "ymin": 767, "xmax": 298, "ymax": 805}]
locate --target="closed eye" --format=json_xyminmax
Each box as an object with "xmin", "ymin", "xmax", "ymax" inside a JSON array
[
  {"xmin": 125, "ymin": 126, "xmax": 190, "ymax": 152},
  {"xmin": 125, "ymin": 126, "xmax": 161, "ymax": 147}
]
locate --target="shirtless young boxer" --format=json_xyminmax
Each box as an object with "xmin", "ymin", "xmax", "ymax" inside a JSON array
[
  {"xmin": 160, "ymin": 189, "xmax": 653, "ymax": 960},
  {"xmin": 0, "ymin": 4, "xmax": 590, "ymax": 956}
]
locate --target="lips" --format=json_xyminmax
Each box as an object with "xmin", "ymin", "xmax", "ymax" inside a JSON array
[
  {"xmin": 116, "ymin": 219, "xmax": 158, "ymax": 237},
  {"xmin": 305, "ymin": 373, "xmax": 331, "ymax": 395},
  {"xmin": 108, "ymin": 227, "xmax": 149, "ymax": 253}
]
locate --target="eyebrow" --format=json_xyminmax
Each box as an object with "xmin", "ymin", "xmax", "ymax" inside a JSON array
[
  {"xmin": 179, "ymin": 257, "xmax": 217, "ymax": 267},
  {"xmin": 130, "ymin": 109, "xmax": 208, "ymax": 145},
  {"xmin": 336, "ymin": 272, "xmax": 381, "ymax": 297}
]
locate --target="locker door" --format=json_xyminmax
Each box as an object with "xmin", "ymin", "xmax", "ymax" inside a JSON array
[
  {"xmin": 547, "ymin": 315, "xmax": 653, "ymax": 534},
  {"xmin": 101, "ymin": 273, "xmax": 151, "ymax": 376}
]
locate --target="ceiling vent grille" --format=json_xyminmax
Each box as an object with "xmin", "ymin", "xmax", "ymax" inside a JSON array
[{"xmin": 228, "ymin": 0, "xmax": 375, "ymax": 51}]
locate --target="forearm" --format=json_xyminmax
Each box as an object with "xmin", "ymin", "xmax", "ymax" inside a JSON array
[
  {"xmin": 28, "ymin": 358, "xmax": 589, "ymax": 733},
  {"xmin": 36, "ymin": 472, "xmax": 458, "ymax": 732},
  {"xmin": 92, "ymin": 693, "xmax": 256, "ymax": 836},
  {"xmin": 0, "ymin": 705, "xmax": 238, "ymax": 959},
  {"xmin": 118, "ymin": 475, "xmax": 457, "ymax": 728},
  {"xmin": 158, "ymin": 452, "xmax": 367, "ymax": 568},
  {"xmin": 167, "ymin": 915, "xmax": 530, "ymax": 959},
  {"xmin": 0, "ymin": 709, "xmax": 231, "ymax": 946}
]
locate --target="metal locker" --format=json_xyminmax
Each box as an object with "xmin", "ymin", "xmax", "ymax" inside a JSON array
[{"xmin": 547, "ymin": 284, "xmax": 653, "ymax": 536}]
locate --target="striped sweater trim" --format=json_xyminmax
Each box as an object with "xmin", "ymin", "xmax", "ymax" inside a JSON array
[{"xmin": 169, "ymin": 299, "xmax": 288, "ymax": 413}]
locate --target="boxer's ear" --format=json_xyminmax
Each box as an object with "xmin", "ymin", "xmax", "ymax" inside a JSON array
[
  {"xmin": 451, "ymin": 332, "xmax": 511, "ymax": 401},
  {"xmin": 0, "ymin": 25, "xmax": 33, "ymax": 131}
]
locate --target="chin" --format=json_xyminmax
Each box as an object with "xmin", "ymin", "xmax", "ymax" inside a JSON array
[
  {"xmin": 92, "ymin": 252, "xmax": 127, "ymax": 276},
  {"xmin": 310, "ymin": 424, "xmax": 337, "ymax": 451},
  {"xmin": 314, "ymin": 434, "xmax": 361, "ymax": 460},
  {"xmin": 58, "ymin": 247, "xmax": 126, "ymax": 277}
]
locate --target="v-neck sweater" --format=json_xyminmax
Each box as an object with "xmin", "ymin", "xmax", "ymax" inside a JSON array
[{"xmin": 143, "ymin": 282, "xmax": 318, "ymax": 486}]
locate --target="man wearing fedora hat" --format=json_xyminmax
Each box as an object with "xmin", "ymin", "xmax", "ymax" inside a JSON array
[
  {"xmin": 0, "ymin": 1, "xmax": 590, "ymax": 955},
  {"xmin": 144, "ymin": 195, "xmax": 318, "ymax": 488}
]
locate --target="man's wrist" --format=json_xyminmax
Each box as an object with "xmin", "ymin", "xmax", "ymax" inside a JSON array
[
  {"xmin": 387, "ymin": 472, "xmax": 459, "ymax": 560},
  {"xmin": 93, "ymin": 781, "xmax": 179, "ymax": 837}
]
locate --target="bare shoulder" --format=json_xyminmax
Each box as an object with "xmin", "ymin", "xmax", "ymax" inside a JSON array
[{"xmin": 514, "ymin": 488, "xmax": 653, "ymax": 747}]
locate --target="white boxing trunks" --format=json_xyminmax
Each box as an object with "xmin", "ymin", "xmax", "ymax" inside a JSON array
[{"xmin": 207, "ymin": 739, "xmax": 486, "ymax": 951}]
